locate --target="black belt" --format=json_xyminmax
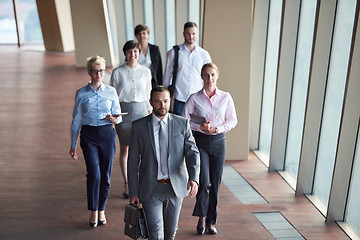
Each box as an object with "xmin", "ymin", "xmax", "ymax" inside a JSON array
[{"xmin": 193, "ymin": 131, "xmax": 225, "ymax": 141}]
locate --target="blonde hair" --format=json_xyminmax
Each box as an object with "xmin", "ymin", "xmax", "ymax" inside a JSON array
[
  {"xmin": 201, "ymin": 63, "xmax": 219, "ymax": 76},
  {"xmin": 86, "ymin": 56, "xmax": 105, "ymax": 73}
]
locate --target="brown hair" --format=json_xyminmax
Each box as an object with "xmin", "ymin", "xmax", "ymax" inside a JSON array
[
  {"xmin": 134, "ymin": 24, "xmax": 150, "ymax": 36},
  {"xmin": 151, "ymin": 85, "xmax": 170, "ymax": 100},
  {"xmin": 122, "ymin": 40, "xmax": 140, "ymax": 61},
  {"xmin": 184, "ymin": 22, "xmax": 198, "ymax": 30}
]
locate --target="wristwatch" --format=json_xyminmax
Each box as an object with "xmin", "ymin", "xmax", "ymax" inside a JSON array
[{"xmin": 214, "ymin": 127, "xmax": 218, "ymax": 134}]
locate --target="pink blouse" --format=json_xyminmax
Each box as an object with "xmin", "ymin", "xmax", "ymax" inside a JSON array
[{"xmin": 182, "ymin": 88, "xmax": 237, "ymax": 134}]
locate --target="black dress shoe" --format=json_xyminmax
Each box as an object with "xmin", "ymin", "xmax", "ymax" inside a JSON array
[
  {"xmin": 197, "ymin": 217, "xmax": 206, "ymax": 235},
  {"xmin": 206, "ymin": 224, "xmax": 217, "ymax": 235},
  {"xmin": 89, "ymin": 221, "xmax": 98, "ymax": 228},
  {"xmin": 98, "ymin": 219, "xmax": 107, "ymax": 225},
  {"xmin": 197, "ymin": 226, "xmax": 206, "ymax": 235}
]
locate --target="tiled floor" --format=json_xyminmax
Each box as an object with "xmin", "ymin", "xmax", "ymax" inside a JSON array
[{"xmin": 0, "ymin": 45, "xmax": 350, "ymax": 240}]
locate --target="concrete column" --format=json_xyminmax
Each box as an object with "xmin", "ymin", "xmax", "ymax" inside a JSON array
[
  {"xmin": 36, "ymin": 0, "xmax": 75, "ymax": 52},
  {"xmin": 203, "ymin": 0, "xmax": 252, "ymax": 160},
  {"xmin": 70, "ymin": 0, "xmax": 116, "ymax": 67}
]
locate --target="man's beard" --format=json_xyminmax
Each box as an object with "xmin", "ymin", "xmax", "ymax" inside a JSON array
[
  {"xmin": 154, "ymin": 108, "xmax": 168, "ymax": 117},
  {"xmin": 185, "ymin": 39, "xmax": 195, "ymax": 45}
]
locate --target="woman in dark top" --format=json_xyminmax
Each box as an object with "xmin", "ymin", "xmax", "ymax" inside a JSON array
[{"xmin": 134, "ymin": 24, "xmax": 163, "ymax": 87}]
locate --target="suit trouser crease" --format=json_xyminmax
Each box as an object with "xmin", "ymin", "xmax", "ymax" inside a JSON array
[
  {"xmin": 192, "ymin": 134, "xmax": 226, "ymax": 225},
  {"xmin": 142, "ymin": 182, "xmax": 183, "ymax": 240},
  {"xmin": 80, "ymin": 125, "xmax": 116, "ymax": 211}
]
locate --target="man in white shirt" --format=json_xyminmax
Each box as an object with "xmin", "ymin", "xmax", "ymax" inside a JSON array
[{"xmin": 163, "ymin": 22, "xmax": 212, "ymax": 116}]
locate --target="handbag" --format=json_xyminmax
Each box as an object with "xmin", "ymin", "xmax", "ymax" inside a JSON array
[{"xmin": 124, "ymin": 203, "xmax": 149, "ymax": 239}]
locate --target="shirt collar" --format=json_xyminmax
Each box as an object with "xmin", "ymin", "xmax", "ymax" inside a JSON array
[
  {"xmin": 181, "ymin": 43, "xmax": 199, "ymax": 53},
  {"xmin": 152, "ymin": 113, "xmax": 169, "ymax": 125},
  {"xmin": 202, "ymin": 87, "xmax": 218, "ymax": 99},
  {"xmin": 87, "ymin": 82, "xmax": 105, "ymax": 92},
  {"xmin": 124, "ymin": 63, "xmax": 140, "ymax": 71}
]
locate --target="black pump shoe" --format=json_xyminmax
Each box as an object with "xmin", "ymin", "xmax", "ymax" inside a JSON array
[
  {"xmin": 122, "ymin": 192, "xmax": 129, "ymax": 199},
  {"xmin": 98, "ymin": 219, "xmax": 107, "ymax": 225},
  {"xmin": 89, "ymin": 221, "xmax": 98, "ymax": 228}
]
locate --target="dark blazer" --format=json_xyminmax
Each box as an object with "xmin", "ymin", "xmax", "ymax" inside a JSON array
[
  {"xmin": 127, "ymin": 113, "xmax": 200, "ymax": 202},
  {"xmin": 149, "ymin": 44, "xmax": 163, "ymax": 87}
]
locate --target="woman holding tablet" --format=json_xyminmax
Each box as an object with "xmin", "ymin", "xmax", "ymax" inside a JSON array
[
  {"xmin": 182, "ymin": 63, "xmax": 237, "ymax": 235},
  {"xmin": 69, "ymin": 56, "xmax": 121, "ymax": 227}
]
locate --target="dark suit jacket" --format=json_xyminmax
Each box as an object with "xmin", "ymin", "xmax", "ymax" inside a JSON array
[
  {"xmin": 149, "ymin": 44, "xmax": 163, "ymax": 87},
  {"xmin": 128, "ymin": 113, "xmax": 200, "ymax": 202}
]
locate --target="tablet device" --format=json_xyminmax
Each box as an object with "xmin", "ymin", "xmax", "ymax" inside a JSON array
[
  {"xmin": 190, "ymin": 113, "xmax": 207, "ymax": 124},
  {"xmin": 112, "ymin": 112, "xmax": 128, "ymax": 117},
  {"xmin": 101, "ymin": 113, "xmax": 128, "ymax": 119}
]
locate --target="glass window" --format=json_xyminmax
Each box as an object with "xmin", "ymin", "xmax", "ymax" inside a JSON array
[
  {"xmin": 258, "ymin": 0, "xmax": 283, "ymax": 156},
  {"xmin": 188, "ymin": 0, "xmax": 200, "ymax": 45},
  {"xmin": 165, "ymin": 0, "xmax": 175, "ymax": 51},
  {"xmin": 312, "ymin": 0, "xmax": 357, "ymax": 208},
  {"xmin": 284, "ymin": 0, "xmax": 317, "ymax": 180},
  {"xmin": 124, "ymin": 0, "xmax": 134, "ymax": 40},
  {"xmin": 143, "ymin": 0, "xmax": 155, "ymax": 44},
  {"xmin": 345, "ymin": 125, "xmax": 360, "ymax": 237},
  {"xmin": 0, "ymin": 0, "xmax": 18, "ymax": 44},
  {"xmin": 18, "ymin": 0, "xmax": 43, "ymax": 43},
  {"xmin": 106, "ymin": 0, "xmax": 118, "ymax": 61}
]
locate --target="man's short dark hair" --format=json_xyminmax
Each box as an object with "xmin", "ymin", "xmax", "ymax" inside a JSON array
[
  {"xmin": 150, "ymin": 85, "xmax": 170, "ymax": 100},
  {"xmin": 184, "ymin": 22, "xmax": 197, "ymax": 30}
]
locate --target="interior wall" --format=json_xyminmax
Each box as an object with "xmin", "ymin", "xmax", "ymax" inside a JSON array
[
  {"xmin": 70, "ymin": 0, "xmax": 115, "ymax": 67},
  {"xmin": 203, "ymin": 0, "xmax": 252, "ymax": 160}
]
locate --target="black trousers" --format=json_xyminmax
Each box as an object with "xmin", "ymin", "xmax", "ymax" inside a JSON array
[
  {"xmin": 80, "ymin": 124, "xmax": 116, "ymax": 211},
  {"xmin": 192, "ymin": 132, "xmax": 226, "ymax": 225}
]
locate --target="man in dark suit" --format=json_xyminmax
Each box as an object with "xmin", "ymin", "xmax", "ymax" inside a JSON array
[{"xmin": 128, "ymin": 86, "xmax": 200, "ymax": 240}]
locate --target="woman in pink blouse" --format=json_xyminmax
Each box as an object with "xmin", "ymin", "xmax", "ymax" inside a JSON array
[{"xmin": 182, "ymin": 63, "xmax": 237, "ymax": 235}]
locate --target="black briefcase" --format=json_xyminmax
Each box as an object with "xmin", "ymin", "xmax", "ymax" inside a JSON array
[{"xmin": 124, "ymin": 203, "xmax": 149, "ymax": 239}]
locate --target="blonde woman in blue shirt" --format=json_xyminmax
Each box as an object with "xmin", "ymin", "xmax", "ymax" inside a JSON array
[{"xmin": 69, "ymin": 56, "xmax": 121, "ymax": 228}]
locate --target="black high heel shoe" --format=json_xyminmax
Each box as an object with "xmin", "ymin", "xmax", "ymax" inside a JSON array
[
  {"xmin": 123, "ymin": 182, "xmax": 129, "ymax": 199},
  {"xmin": 98, "ymin": 219, "xmax": 107, "ymax": 225},
  {"xmin": 197, "ymin": 217, "xmax": 206, "ymax": 235},
  {"xmin": 89, "ymin": 221, "xmax": 98, "ymax": 228}
]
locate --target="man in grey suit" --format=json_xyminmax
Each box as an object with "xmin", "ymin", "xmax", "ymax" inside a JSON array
[{"xmin": 128, "ymin": 86, "xmax": 200, "ymax": 240}]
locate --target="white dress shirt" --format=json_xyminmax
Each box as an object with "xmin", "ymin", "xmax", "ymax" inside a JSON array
[
  {"xmin": 138, "ymin": 49, "xmax": 152, "ymax": 69},
  {"xmin": 163, "ymin": 44, "xmax": 212, "ymax": 102},
  {"xmin": 109, "ymin": 63, "xmax": 152, "ymax": 111},
  {"xmin": 152, "ymin": 113, "xmax": 169, "ymax": 180}
]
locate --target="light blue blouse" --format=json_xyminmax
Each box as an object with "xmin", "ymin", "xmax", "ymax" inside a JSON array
[{"xmin": 70, "ymin": 82, "xmax": 121, "ymax": 149}]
